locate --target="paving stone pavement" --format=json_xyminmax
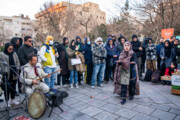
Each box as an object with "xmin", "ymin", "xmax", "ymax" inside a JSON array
[{"xmin": 0, "ymin": 80, "xmax": 180, "ymax": 120}]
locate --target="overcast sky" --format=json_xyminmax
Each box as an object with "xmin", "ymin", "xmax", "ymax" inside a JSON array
[{"xmin": 0, "ymin": 0, "xmax": 126, "ymax": 20}]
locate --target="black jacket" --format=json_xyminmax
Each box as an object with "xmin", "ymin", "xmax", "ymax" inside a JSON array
[
  {"xmin": 18, "ymin": 44, "xmax": 36, "ymax": 66},
  {"xmin": 131, "ymin": 40, "xmax": 143, "ymax": 58}
]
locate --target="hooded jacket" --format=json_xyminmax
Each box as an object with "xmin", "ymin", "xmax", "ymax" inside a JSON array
[
  {"xmin": 10, "ymin": 37, "xmax": 23, "ymax": 53},
  {"xmin": 116, "ymin": 36, "xmax": 127, "ymax": 54},
  {"xmin": 105, "ymin": 38, "xmax": 120, "ymax": 65},
  {"xmin": 40, "ymin": 36, "xmax": 57, "ymax": 67},
  {"xmin": 131, "ymin": 34, "xmax": 143, "ymax": 58},
  {"xmin": 84, "ymin": 38, "xmax": 92, "ymax": 64},
  {"xmin": 91, "ymin": 37, "xmax": 107, "ymax": 64}
]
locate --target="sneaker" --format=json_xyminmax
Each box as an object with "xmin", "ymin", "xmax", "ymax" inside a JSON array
[
  {"xmin": 75, "ymin": 84, "xmax": 79, "ymax": 88},
  {"xmin": 91, "ymin": 86, "xmax": 95, "ymax": 89},
  {"xmin": 70, "ymin": 84, "xmax": 73, "ymax": 88},
  {"xmin": 11, "ymin": 99, "xmax": 20, "ymax": 105},
  {"xmin": 121, "ymin": 99, "xmax": 126, "ymax": 105},
  {"xmin": 97, "ymin": 84, "xmax": 104, "ymax": 87},
  {"xmin": 63, "ymin": 84, "xmax": 67, "ymax": 88}
]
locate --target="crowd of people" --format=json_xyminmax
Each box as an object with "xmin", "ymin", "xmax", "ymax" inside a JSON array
[{"xmin": 0, "ymin": 34, "xmax": 179, "ymax": 106}]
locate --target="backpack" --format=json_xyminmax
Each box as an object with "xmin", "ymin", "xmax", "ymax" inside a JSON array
[
  {"xmin": 144, "ymin": 69, "xmax": 153, "ymax": 81},
  {"xmin": 151, "ymin": 70, "xmax": 161, "ymax": 83}
]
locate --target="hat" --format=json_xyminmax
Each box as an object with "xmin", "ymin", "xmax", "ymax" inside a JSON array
[{"xmin": 46, "ymin": 36, "xmax": 54, "ymax": 42}]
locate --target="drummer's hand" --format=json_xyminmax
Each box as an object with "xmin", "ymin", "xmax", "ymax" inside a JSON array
[
  {"xmin": 47, "ymin": 74, "xmax": 51, "ymax": 78},
  {"xmin": 32, "ymin": 80, "xmax": 38, "ymax": 85}
]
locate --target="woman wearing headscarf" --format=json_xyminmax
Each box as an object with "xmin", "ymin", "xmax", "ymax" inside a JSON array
[
  {"xmin": 0, "ymin": 43, "xmax": 20, "ymax": 107},
  {"xmin": 114, "ymin": 42, "xmax": 140, "ymax": 105},
  {"xmin": 160, "ymin": 40, "xmax": 176, "ymax": 75}
]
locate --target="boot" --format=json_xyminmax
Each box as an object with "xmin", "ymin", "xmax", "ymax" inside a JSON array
[{"xmin": 129, "ymin": 96, "xmax": 134, "ymax": 101}]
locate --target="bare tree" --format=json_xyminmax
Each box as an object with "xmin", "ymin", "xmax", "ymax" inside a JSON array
[
  {"xmin": 131, "ymin": 0, "xmax": 180, "ymax": 41},
  {"xmin": 0, "ymin": 23, "xmax": 13, "ymax": 43},
  {"xmin": 36, "ymin": 1, "xmax": 76, "ymax": 42}
]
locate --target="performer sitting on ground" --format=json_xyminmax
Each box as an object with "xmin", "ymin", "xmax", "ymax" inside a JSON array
[{"xmin": 20, "ymin": 54, "xmax": 50, "ymax": 96}]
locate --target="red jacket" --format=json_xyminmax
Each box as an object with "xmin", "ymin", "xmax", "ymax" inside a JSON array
[{"xmin": 164, "ymin": 67, "xmax": 177, "ymax": 76}]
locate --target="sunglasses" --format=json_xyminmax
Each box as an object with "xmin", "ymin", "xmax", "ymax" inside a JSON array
[{"xmin": 28, "ymin": 40, "xmax": 33, "ymax": 43}]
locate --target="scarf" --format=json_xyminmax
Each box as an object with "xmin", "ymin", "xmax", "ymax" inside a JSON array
[
  {"xmin": 164, "ymin": 40, "xmax": 172, "ymax": 58},
  {"xmin": 118, "ymin": 42, "xmax": 134, "ymax": 70},
  {"xmin": 3, "ymin": 43, "xmax": 17, "ymax": 79}
]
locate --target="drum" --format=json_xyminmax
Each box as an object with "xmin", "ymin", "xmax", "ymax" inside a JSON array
[{"xmin": 28, "ymin": 91, "xmax": 46, "ymax": 119}]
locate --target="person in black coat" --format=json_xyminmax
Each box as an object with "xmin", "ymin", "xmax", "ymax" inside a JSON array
[
  {"xmin": 131, "ymin": 34, "xmax": 143, "ymax": 77},
  {"xmin": 18, "ymin": 36, "xmax": 37, "ymax": 66},
  {"xmin": 84, "ymin": 37, "xmax": 93, "ymax": 85}
]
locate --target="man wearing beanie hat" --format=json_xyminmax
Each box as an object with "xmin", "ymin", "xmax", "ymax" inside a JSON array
[
  {"xmin": 91, "ymin": 37, "xmax": 107, "ymax": 89},
  {"xmin": 40, "ymin": 36, "xmax": 58, "ymax": 89}
]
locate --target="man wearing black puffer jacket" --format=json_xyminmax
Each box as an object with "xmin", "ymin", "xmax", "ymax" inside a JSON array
[
  {"xmin": 18, "ymin": 36, "xmax": 37, "ymax": 66},
  {"xmin": 131, "ymin": 34, "xmax": 143, "ymax": 78}
]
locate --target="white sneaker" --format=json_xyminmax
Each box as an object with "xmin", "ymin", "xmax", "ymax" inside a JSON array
[
  {"xmin": 63, "ymin": 84, "xmax": 67, "ymax": 88},
  {"xmin": 91, "ymin": 86, "xmax": 95, "ymax": 89},
  {"xmin": 75, "ymin": 84, "xmax": 79, "ymax": 88},
  {"xmin": 11, "ymin": 99, "xmax": 20, "ymax": 105},
  {"xmin": 70, "ymin": 84, "xmax": 73, "ymax": 88},
  {"xmin": 7, "ymin": 101, "xmax": 11, "ymax": 107}
]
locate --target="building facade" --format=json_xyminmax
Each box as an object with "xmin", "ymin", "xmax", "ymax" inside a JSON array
[
  {"xmin": 0, "ymin": 14, "xmax": 37, "ymax": 43},
  {"xmin": 35, "ymin": 2, "xmax": 106, "ymax": 40}
]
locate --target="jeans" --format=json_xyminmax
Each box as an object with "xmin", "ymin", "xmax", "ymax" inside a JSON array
[
  {"xmin": 44, "ymin": 67, "xmax": 57, "ymax": 89},
  {"xmin": 91, "ymin": 64, "xmax": 106, "ymax": 86},
  {"xmin": 70, "ymin": 70, "xmax": 78, "ymax": 84}
]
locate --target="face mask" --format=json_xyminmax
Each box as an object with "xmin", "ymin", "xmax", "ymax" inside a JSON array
[
  {"xmin": 87, "ymin": 41, "xmax": 91, "ymax": 45},
  {"xmin": 49, "ymin": 41, "xmax": 54, "ymax": 45}
]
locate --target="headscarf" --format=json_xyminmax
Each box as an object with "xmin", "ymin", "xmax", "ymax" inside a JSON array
[
  {"xmin": 70, "ymin": 39, "xmax": 75, "ymax": 50},
  {"xmin": 3, "ymin": 43, "xmax": 17, "ymax": 79},
  {"xmin": 118, "ymin": 42, "xmax": 134, "ymax": 70},
  {"xmin": 164, "ymin": 40, "xmax": 172, "ymax": 58}
]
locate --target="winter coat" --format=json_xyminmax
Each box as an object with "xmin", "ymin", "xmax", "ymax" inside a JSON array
[
  {"xmin": 92, "ymin": 40, "xmax": 107, "ymax": 64},
  {"xmin": 114, "ymin": 53, "xmax": 140, "ymax": 95},
  {"xmin": 84, "ymin": 44, "xmax": 93, "ymax": 65},
  {"xmin": 10, "ymin": 37, "xmax": 23, "ymax": 53},
  {"xmin": 131, "ymin": 40, "xmax": 143, "ymax": 58},
  {"xmin": 105, "ymin": 41, "xmax": 120, "ymax": 66},
  {"xmin": 156, "ymin": 43, "xmax": 164, "ymax": 56},
  {"xmin": 57, "ymin": 44, "xmax": 69, "ymax": 75},
  {"xmin": 146, "ymin": 44, "xmax": 157, "ymax": 60},
  {"xmin": 66, "ymin": 46, "xmax": 76, "ymax": 71},
  {"xmin": 160, "ymin": 47, "xmax": 176, "ymax": 68},
  {"xmin": 18, "ymin": 44, "xmax": 36, "ymax": 66},
  {"xmin": 0, "ymin": 52, "xmax": 20, "ymax": 80}
]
